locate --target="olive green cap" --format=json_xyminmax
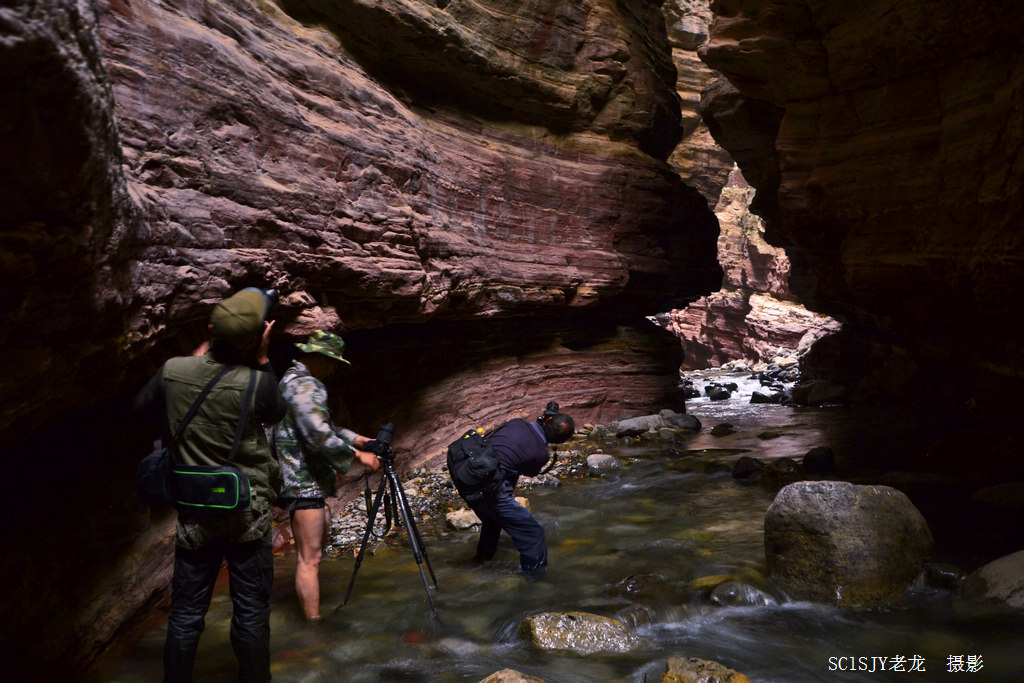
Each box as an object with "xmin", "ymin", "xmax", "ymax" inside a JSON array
[{"xmin": 209, "ymin": 289, "xmax": 265, "ymax": 350}]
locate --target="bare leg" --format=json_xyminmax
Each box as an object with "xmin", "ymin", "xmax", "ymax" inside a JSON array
[{"xmin": 291, "ymin": 507, "xmax": 327, "ymax": 620}]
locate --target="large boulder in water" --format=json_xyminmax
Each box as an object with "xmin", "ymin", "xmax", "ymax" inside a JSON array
[{"xmin": 764, "ymin": 481, "xmax": 934, "ymax": 606}]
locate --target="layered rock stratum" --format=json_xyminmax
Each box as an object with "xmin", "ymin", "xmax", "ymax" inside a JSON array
[
  {"xmin": 663, "ymin": 166, "xmax": 841, "ymax": 368},
  {"xmin": 2, "ymin": 0, "xmax": 1023, "ymax": 677},
  {"xmin": 2, "ymin": 0, "xmax": 721, "ymax": 675}
]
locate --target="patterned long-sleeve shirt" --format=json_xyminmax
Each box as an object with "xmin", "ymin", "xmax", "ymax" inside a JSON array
[{"xmin": 273, "ymin": 360, "xmax": 360, "ymax": 498}]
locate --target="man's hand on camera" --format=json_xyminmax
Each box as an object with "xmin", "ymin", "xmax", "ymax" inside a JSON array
[
  {"xmin": 355, "ymin": 448, "xmax": 380, "ymax": 472},
  {"xmin": 257, "ymin": 320, "xmax": 275, "ymax": 365}
]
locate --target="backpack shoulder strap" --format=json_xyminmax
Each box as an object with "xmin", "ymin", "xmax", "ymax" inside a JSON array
[
  {"xmin": 227, "ymin": 369, "xmax": 258, "ymax": 463},
  {"xmin": 483, "ymin": 419, "xmax": 515, "ymax": 439},
  {"xmin": 172, "ymin": 365, "xmax": 233, "ymax": 441}
]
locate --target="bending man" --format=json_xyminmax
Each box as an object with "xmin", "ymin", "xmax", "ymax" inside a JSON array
[
  {"xmin": 273, "ymin": 330, "xmax": 380, "ymax": 620},
  {"xmin": 463, "ymin": 408, "xmax": 574, "ymax": 580}
]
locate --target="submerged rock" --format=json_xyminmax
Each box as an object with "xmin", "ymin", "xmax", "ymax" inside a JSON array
[
  {"xmin": 802, "ymin": 447, "xmax": 837, "ymax": 477},
  {"xmin": 706, "ymin": 385, "xmax": 732, "ymax": 401},
  {"xmin": 922, "ymin": 562, "xmax": 966, "ymax": 590},
  {"xmin": 731, "ymin": 456, "xmax": 764, "ymax": 479},
  {"xmin": 479, "ymin": 669, "xmax": 547, "ymax": 683},
  {"xmin": 709, "ymin": 422, "xmax": 735, "ymax": 436},
  {"xmin": 960, "ymin": 550, "xmax": 1024, "ymax": 609},
  {"xmin": 445, "ymin": 508, "xmax": 481, "ymax": 531},
  {"xmin": 586, "ymin": 453, "xmax": 621, "ymax": 473},
  {"xmin": 760, "ymin": 457, "xmax": 803, "ymax": 486},
  {"xmin": 610, "ymin": 411, "xmax": 701, "ymax": 437},
  {"xmin": 750, "ymin": 388, "xmax": 786, "ymax": 404},
  {"xmin": 709, "ymin": 580, "xmax": 777, "ymax": 607},
  {"xmin": 661, "ymin": 656, "xmax": 753, "ymax": 682},
  {"xmin": 611, "ymin": 574, "xmax": 665, "ymax": 598},
  {"xmin": 520, "ymin": 611, "xmax": 639, "ymax": 654}
]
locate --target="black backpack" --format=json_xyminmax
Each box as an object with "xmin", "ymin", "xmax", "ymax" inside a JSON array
[{"xmin": 446, "ymin": 428, "xmax": 503, "ymax": 497}]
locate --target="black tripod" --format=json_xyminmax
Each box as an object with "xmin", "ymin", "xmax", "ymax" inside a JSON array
[{"xmin": 337, "ymin": 423, "xmax": 439, "ymax": 617}]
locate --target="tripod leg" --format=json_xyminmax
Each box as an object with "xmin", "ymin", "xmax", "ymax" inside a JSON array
[
  {"xmin": 389, "ymin": 471, "xmax": 438, "ymax": 587},
  {"xmin": 386, "ymin": 470, "xmax": 439, "ymax": 616},
  {"xmin": 337, "ymin": 474, "xmax": 389, "ymax": 611}
]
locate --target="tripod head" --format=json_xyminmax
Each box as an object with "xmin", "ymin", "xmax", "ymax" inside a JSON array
[{"xmin": 366, "ymin": 423, "xmax": 397, "ymax": 466}]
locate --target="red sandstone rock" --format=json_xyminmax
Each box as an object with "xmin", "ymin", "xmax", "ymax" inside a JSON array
[
  {"xmin": 665, "ymin": 168, "xmax": 840, "ymax": 368},
  {"xmin": 0, "ymin": 0, "xmax": 723, "ymax": 440},
  {"xmin": 1, "ymin": 2, "xmax": 722, "ymax": 675}
]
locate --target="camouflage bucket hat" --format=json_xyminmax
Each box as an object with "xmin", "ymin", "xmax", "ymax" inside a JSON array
[{"xmin": 295, "ymin": 330, "xmax": 350, "ymax": 365}]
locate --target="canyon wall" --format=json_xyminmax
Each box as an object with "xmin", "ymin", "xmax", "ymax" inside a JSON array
[
  {"xmin": 664, "ymin": 167, "xmax": 841, "ymax": 369},
  {"xmin": 700, "ymin": 0, "xmax": 1024, "ymax": 408},
  {"xmin": 5, "ymin": 0, "xmax": 1023, "ymax": 676},
  {"xmin": 661, "ymin": 1, "xmax": 838, "ymax": 370},
  {"xmin": 1, "ymin": 0, "xmax": 722, "ymax": 676},
  {"xmin": 664, "ymin": 0, "xmax": 734, "ymax": 205}
]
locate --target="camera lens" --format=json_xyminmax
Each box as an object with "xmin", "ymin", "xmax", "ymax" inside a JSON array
[
  {"xmin": 264, "ymin": 288, "xmax": 280, "ymax": 309},
  {"xmin": 376, "ymin": 423, "xmax": 395, "ymax": 446}
]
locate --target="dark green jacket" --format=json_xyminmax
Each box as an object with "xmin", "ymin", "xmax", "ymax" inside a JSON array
[{"xmin": 136, "ymin": 353, "xmax": 287, "ymax": 546}]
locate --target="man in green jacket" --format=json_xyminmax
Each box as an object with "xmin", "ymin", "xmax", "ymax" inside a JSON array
[
  {"xmin": 135, "ymin": 288, "xmax": 287, "ymax": 683},
  {"xmin": 273, "ymin": 330, "xmax": 380, "ymax": 621}
]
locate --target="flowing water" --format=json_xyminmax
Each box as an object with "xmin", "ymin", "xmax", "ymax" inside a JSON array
[{"xmin": 102, "ymin": 372, "xmax": 1024, "ymax": 682}]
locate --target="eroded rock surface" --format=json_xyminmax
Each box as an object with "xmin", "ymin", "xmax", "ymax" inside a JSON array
[
  {"xmin": 960, "ymin": 550, "xmax": 1024, "ymax": 610},
  {"xmin": 664, "ymin": 167, "xmax": 840, "ymax": 368},
  {"xmin": 1, "ymin": 0, "xmax": 722, "ymax": 676},
  {"xmin": 700, "ymin": 0, "xmax": 1024, "ymax": 408},
  {"xmin": 2, "ymin": 0, "xmax": 724, "ymax": 442},
  {"xmin": 662, "ymin": 656, "xmax": 754, "ymax": 683},
  {"xmin": 520, "ymin": 611, "xmax": 639, "ymax": 655}
]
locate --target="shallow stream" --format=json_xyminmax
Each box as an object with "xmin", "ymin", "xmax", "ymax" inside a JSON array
[{"xmin": 102, "ymin": 372, "xmax": 1024, "ymax": 682}]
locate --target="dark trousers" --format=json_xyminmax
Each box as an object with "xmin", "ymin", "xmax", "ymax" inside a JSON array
[
  {"xmin": 164, "ymin": 534, "xmax": 273, "ymax": 682},
  {"xmin": 467, "ymin": 483, "xmax": 547, "ymax": 573}
]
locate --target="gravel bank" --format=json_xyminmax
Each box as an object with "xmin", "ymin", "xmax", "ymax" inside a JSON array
[{"xmin": 325, "ymin": 443, "xmax": 593, "ymax": 557}]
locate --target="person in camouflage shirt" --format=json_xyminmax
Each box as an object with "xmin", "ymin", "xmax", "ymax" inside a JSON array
[{"xmin": 273, "ymin": 330, "xmax": 379, "ymax": 620}]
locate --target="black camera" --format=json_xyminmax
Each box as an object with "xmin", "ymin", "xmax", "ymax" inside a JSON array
[
  {"xmin": 367, "ymin": 423, "xmax": 396, "ymax": 460},
  {"xmin": 538, "ymin": 401, "xmax": 560, "ymax": 422},
  {"xmin": 261, "ymin": 288, "xmax": 280, "ymax": 312},
  {"xmin": 240, "ymin": 287, "xmax": 279, "ymax": 332}
]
